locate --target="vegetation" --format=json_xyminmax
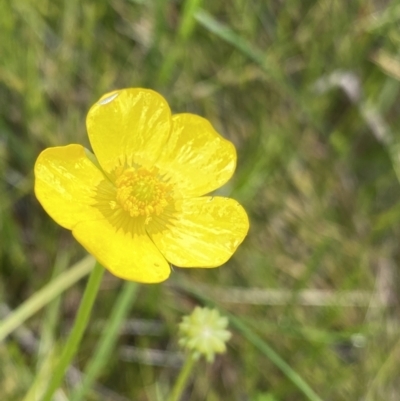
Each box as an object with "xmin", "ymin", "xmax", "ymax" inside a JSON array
[{"xmin": 1, "ymin": 0, "xmax": 400, "ymax": 400}]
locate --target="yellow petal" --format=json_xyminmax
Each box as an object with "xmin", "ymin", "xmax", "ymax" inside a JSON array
[
  {"xmin": 72, "ymin": 220, "xmax": 170, "ymax": 283},
  {"xmin": 156, "ymin": 114, "xmax": 237, "ymax": 197},
  {"xmin": 34, "ymin": 145, "xmax": 105, "ymax": 230},
  {"xmin": 149, "ymin": 197, "xmax": 249, "ymax": 267},
  {"xmin": 86, "ymin": 88, "xmax": 172, "ymax": 174}
]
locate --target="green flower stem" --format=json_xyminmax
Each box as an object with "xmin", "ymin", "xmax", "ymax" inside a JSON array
[
  {"xmin": 70, "ymin": 281, "xmax": 139, "ymax": 401},
  {"xmin": 0, "ymin": 255, "xmax": 94, "ymax": 343},
  {"xmin": 168, "ymin": 355, "xmax": 196, "ymax": 401},
  {"xmin": 41, "ymin": 261, "xmax": 105, "ymax": 401}
]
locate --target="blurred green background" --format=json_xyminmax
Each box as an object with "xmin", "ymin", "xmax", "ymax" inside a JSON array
[{"xmin": 1, "ymin": 0, "xmax": 400, "ymax": 400}]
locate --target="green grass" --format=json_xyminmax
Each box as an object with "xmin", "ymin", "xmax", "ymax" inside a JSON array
[{"xmin": 1, "ymin": 0, "xmax": 400, "ymax": 400}]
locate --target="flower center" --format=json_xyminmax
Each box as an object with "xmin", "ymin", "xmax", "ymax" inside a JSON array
[{"xmin": 112, "ymin": 166, "xmax": 171, "ymax": 219}]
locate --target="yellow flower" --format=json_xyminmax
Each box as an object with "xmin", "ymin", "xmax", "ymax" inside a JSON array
[{"xmin": 34, "ymin": 88, "xmax": 249, "ymax": 283}]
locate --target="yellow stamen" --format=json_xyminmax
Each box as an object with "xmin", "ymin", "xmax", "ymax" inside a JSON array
[{"xmin": 114, "ymin": 166, "xmax": 172, "ymax": 221}]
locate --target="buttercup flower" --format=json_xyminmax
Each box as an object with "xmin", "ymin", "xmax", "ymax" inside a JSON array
[{"xmin": 34, "ymin": 88, "xmax": 249, "ymax": 283}]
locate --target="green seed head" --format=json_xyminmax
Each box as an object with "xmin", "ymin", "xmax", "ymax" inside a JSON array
[{"xmin": 178, "ymin": 307, "xmax": 232, "ymax": 363}]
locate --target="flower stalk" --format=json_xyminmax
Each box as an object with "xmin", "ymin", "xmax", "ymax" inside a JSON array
[
  {"xmin": 167, "ymin": 355, "xmax": 196, "ymax": 401},
  {"xmin": 41, "ymin": 261, "xmax": 104, "ymax": 401}
]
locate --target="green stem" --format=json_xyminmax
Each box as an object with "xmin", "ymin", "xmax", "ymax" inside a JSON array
[
  {"xmin": 41, "ymin": 261, "xmax": 104, "ymax": 401},
  {"xmin": 0, "ymin": 255, "xmax": 94, "ymax": 343},
  {"xmin": 168, "ymin": 356, "xmax": 196, "ymax": 401},
  {"xmin": 70, "ymin": 281, "xmax": 139, "ymax": 401}
]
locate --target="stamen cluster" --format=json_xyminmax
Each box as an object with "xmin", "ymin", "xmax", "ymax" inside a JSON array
[{"xmin": 114, "ymin": 166, "xmax": 171, "ymax": 218}]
